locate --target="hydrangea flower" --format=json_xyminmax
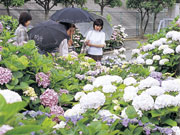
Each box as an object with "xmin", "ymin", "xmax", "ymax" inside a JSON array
[
  {"xmin": 132, "ymin": 49, "xmax": 140, "ymax": 55},
  {"xmin": 80, "ymin": 91, "xmax": 105, "ymax": 109},
  {"xmin": 124, "ymin": 77, "xmax": 137, "ymax": 86},
  {"xmin": 102, "ymin": 85, "xmax": 117, "ymax": 93},
  {"xmin": 59, "ymin": 89, "xmax": 69, "ymax": 96},
  {"xmin": 159, "ymin": 59, "xmax": 169, "ymax": 65},
  {"xmin": 132, "ymin": 93, "xmax": 154, "ymax": 111},
  {"xmin": 163, "ymin": 48, "xmax": 174, "ymax": 54},
  {"xmin": 142, "ymin": 86, "xmax": 165, "ymax": 96},
  {"xmin": 40, "ymin": 89, "xmax": 58, "ymax": 107},
  {"xmin": 172, "ymin": 126, "xmax": 180, "ymax": 135},
  {"xmin": 153, "ymin": 55, "xmax": 161, "ymax": 61},
  {"xmin": 154, "ymin": 94, "xmax": 175, "ymax": 109},
  {"xmin": 36, "ymin": 72, "xmax": 50, "ymax": 88},
  {"xmin": 161, "ymin": 79, "xmax": 180, "ymax": 92},
  {"xmin": 138, "ymin": 77, "xmax": 160, "ymax": 90},
  {"xmin": 0, "ymin": 125, "xmax": 13, "ymax": 135},
  {"xmin": 23, "ymin": 87, "xmax": 38, "ymax": 101},
  {"xmin": 0, "ymin": 89, "xmax": 22, "ymax": 103},
  {"xmin": 146, "ymin": 59, "xmax": 153, "ymax": 65},
  {"xmin": 83, "ymin": 84, "xmax": 94, "ymax": 91},
  {"xmin": 123, "ymin": 86, "xmax": 138, "ymax": 102},
  {"xmin": 0, "ymin": 67, "xmax": 12, "ymax": 85},
  {"xmin": 0, "ymin": 22, "xmax": 3, "ymax": 33},
  {"xmin": 53, "ymin": 121, "xmax": 66, "ymax": 129},
  {"xmin": 50, "ymin": 105, "xmax": 64, "ymax": 116},
  {"xmin": 74, "ymin": 92, "xmax": 86, "ymax": 101},
  {"xmin": 64, "ymin": 104, "xmax": 86, "ymax": 118},
  {"xmin": 175, "ymin": 45, "xmax": 180, "ymax": 53},
  {"xmin": 158, "ymin": 45, "xmax": 169, "ymax": 51}
]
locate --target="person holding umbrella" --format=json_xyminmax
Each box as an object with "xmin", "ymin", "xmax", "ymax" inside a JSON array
[
  {"xmin": 14, "ymin": 12, "xmax": 32, "ymax": 45},
  {"xmin": 58, "ymin": 23, "xmax": 75, "ymax": 56},
  {"xmin": 85, "ymin": 19, "xmax": 106, "ymax": 61}
]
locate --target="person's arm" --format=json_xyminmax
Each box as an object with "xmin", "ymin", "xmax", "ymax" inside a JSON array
[{"xmin": 86, "ymin": 33, "xmax": 106, "ymax": 48}]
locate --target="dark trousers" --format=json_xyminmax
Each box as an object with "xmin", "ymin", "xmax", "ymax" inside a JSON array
[{"xmin": 87, "ymin": 54, "xmax": 102, "ymax": 61}]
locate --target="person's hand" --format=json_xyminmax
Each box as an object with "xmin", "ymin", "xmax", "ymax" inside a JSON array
[
  {"xmin": 68, "ymin": 39, "xmax": 73, "ymax": 46},
  {"xmin": 85, "ymin": 40, "xmax": 90, "ymax": 46}
]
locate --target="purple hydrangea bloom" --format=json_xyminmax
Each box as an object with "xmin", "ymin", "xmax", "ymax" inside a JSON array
[
  {"xmin": 36, "ymin": 72, "xmax": 50, "ymax": 88},
  {"xmin": 40, "ymin": 89, "xmax": 58, "ymax": 107},
  {"xmin": 0, "ymin": 67, "xmax": 12, "ymax": 85},
  {"xmin": 59, "ymin": 89, "xmax": 69, "ymax": 96}
]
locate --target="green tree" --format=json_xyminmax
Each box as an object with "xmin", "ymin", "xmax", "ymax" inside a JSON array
[
  {"xmin": 94, "ymin": 0, "xmax": 122, "ymax": 15},
  {"xmin": 34, "ymin": 0, "xmax": 62, "ymax": 20},
  {"xmin": 60, "ymin": 0, "xmax": 87, "ymax": 8},
  {"xmin": 0, "ymin": 0, "xmax": 29, "ymax": 15},
  {"xmin": 150, "ymin": 0, "xmax": 175, "ymax": 33}
]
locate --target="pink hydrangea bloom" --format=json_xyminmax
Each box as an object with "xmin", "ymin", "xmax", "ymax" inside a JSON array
[
  {"xmin": 40, "ymin": 89, "xmax": 58, "ymax": 107},
  {"xmin": 36, "ymin": 72, "xmax": 50, "ymax": 88},
  {"xmin": 0, "ymin": 67, "xmax": 12, "ymax": 85},
  {"xmin": 0, "ymin": 46, "xmax": 3, "ymax": 52},
  {"xmin": 0, "ymin": 22, "xmax": 3, "ymax": 33},
  {"xmin": 50, "ymin": 105, "xmax": 64, "ymax": 116},
  {"xmin": 59, "ymin": 89, "xmax": 69, "ymax": 96},
  {"xmin": 0, "ymin": 125, "xmax": 13, "ymax": 135},
  {"xmin": 50, "ymin": 105, "xmax": 64, "ymax": 123},
  {"xmin": 176, "ymin": 18, "xmax": 180, "ymax": 27}
]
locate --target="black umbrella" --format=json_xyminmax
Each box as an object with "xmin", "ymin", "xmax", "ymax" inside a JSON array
[
  {"xmin": 50, "ymin": 8, "xmax": 95, "ymax": 23},
  {"xmin": 28, "ymin": 20, "xmax": 69, "ymax": 52}
]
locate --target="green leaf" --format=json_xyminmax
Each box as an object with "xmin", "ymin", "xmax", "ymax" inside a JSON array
[
  {"xmin": 133, "ymin": 127, "xmax": 143, "ymax": 135},
  {"xmin": 5, "ymin": 84, "xmax": 15, "ymax": 90},
  {"xmin": 163, "ymin": 119, "xmax": 177, "ymax": 126},
  {"xmin": 13, "ymin": 71, "xmax": 23, "ymax": 78},
  {"xmin": 0, "ymin": 94, "xmax": 6, "ymax": 109},
  {"xmin": 5, "ymin": 125, "xmax": 41, "ymax": 135},
  {"xmin": 125, "ymin": 106, "xmax": 138, "ymax": 119},
  {"xmin": 141, "ymin": 116, "xmax": 149, "ymax": 123}
]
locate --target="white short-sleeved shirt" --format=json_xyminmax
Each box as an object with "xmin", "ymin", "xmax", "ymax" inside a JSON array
[{"xmin": 85, "ymin": 30, "xmax": 106, "ymax": 55}]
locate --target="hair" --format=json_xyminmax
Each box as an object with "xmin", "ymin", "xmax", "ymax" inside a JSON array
[
  {"xmin": 93, "ymin": 19, "xmax": 103, "ymax": 30},
  {"xmin": 19, "ymin": 12, "xmax": 32, "ymax": 26},
  {"xmin": 60, "ymin": 22, "xmax": 76, "ymax": 31}
]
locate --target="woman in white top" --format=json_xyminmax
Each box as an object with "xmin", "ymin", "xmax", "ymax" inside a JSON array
[{"xmin": 85, "ymin": 19, "xmax": 106, "ymax": 61}]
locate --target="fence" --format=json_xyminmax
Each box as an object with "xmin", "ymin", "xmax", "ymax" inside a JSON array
[{"xmin": 0, "ymin": 8, "xmax": 168, "ymax": 37}]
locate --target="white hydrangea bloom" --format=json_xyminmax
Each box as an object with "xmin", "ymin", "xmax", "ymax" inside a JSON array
[
  {"xmin": 166, "ymin": 31, "xmax": 179, "ymax": 39},
  {"xmin": 83, "ymin": 84, "xmax": 94, "ymax": 91},
  {"xmin": 113, "ymin": 50, "xmax": 119, "ymax": 55},
  {"xmin": 64, "ymin": 104, "xmax": 86, "ymax": 117},
  {"xmin": 98, "ymin": 110, "xmax": 119, "ymax": 120},
  {"xmin": 175, "ymin": 94, "xmax": 180, "ymax": 106},
  {"xmin": 0, "ymin": 90, "xmax": 22, "ymax": 104},
  {"xmin": 142, "ymin": 44, "xmax": 155, "ymax": 52},
  {"xmin": 124, "ymin": 77, "xmax": 137, "ymax": 86},
  {"xmin": 143, "ymin": 86, "xmax": 165, "ymax": 96},
  {"xmin": 132, "ymin": 93, "xmax": 154, "ymax": 111},
  {"xmin": 146, "ymin": 59, "xmax": 153, "ymax": 65},
  {"xmin": 102, "ymin": 85, "xmax": 117, "ymax": 93},
  {"xmin": 149, "ymin": 66, "xmax": 156, "ymax": 72},
  {"xmin": 153, "ymin": 55, "xmax": 161, "ymax": 61},
  {"xmin": 132, "ymin": 49, "xmax": 140, "ymax": 55},
  {"xmin": 0, "ymin": 125, "xmax": 13, "ymax": 135},
  {"xmin": 158, "ymin": 45, "xmax": 169, "ymax": 51},
  {"xmin": 172, "ymin": 126, "xmax": 180, "ymax": 135},
  {"xmin": 136, "ymin": 57, "xmax": 145, "ymax": 64},
  {"xmin": 159, "ymin": 59, "xmax": 169, "ymax": 65},
  {"xmin": 172, "ymin": 33, "xmax": 180, "ymax": 41},
  {"xmin": 74, "ymin": 92, "xmax": 86, "ymax": 101},
  {"xmin": 163, "ymin": 48, "xmax": 174, "ymax": 54},
  {"xmin": 119, "ymin": 54, "xmax": 126, "ymax": 59},
  {"xmin": 93, "ymin": 75, "xmax": 123, "ymax": 87},
  {"xmin": 176, "ymin": 45, "xmax": 180, "ymax": 53},
  {"xmin": 138, "ymin": 77, "xmax": 160, "ymax": 90},
  {"xmin": 80, "ymin": 91, "xmax": 105, "ymax": 109},
  {"xmin": 53, "ymin": 121, "xmax": 66, "ymax": 129},
  {"xmin": 154, "ymin": 94, "xmax": 175, "ymax": 109},
  {"xmin": 123, "ymin": 86, "xmax": 138, "ymax": 102},
  {"xmin": 142, "ymin": 53, "xmax": 149, "ymax": 58},
  {"xmin": 161, "ymin": 79, "xmax": 180, "ymax": 92},
  {"xmin": 159, "ymin": 38, "xmax": 167, "ymax": 44},
  {"xmin": 152, "ymin": 40, "xmax": 163, "ymax": 47},
  {"xmin": 119, "ymin": 47, "xmax": 126, "ymax": 52}
]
